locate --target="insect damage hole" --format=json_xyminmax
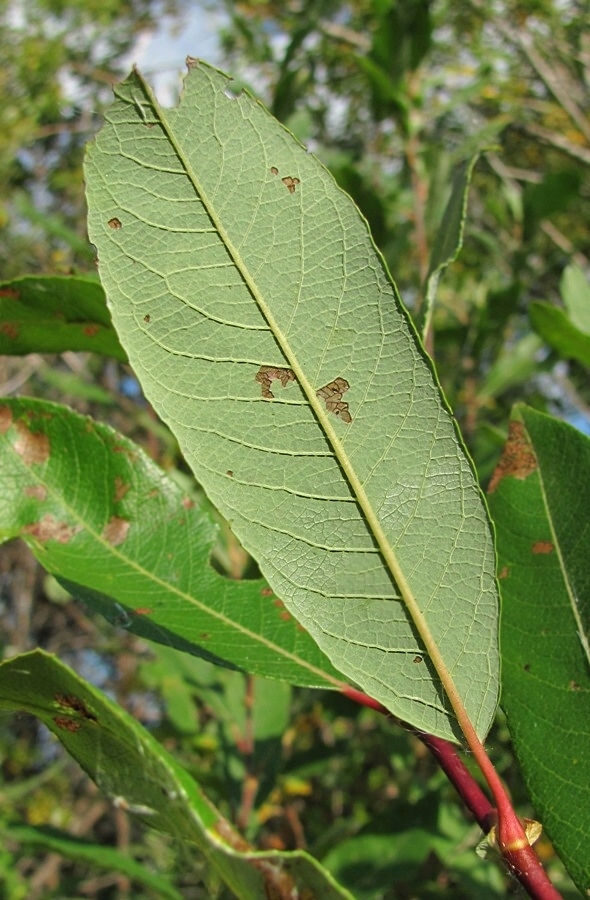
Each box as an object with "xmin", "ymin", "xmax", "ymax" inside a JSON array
[
  {"xmin": 317, "ymin": 377, "xmax": 352, "ymax": 423},
  {"xmin": 255, "ymin": 365, "xmax": 296, "ymax": 400},
  {"xmin": 108, "ymin": 217, "xmax": 122, "ymax": 230},
  {"xmin": 282, "ymin": 176, "xmax": 301, "ymax": 194}
]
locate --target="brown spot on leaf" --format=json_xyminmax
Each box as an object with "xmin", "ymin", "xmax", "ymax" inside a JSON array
[
  {"xmin": 0, "ymin": 406, "xmax": 13, "ymax": 433},
  {"xmin": 260, "ymin": 587, "xmax": 273, "ymax": 597},
  {"xmin": 102, "ymin": 516, "xmax": 130, "ymax": 545},
  {"xmin": 569, "ymin": 680, "xmax": 581, "ymax": 691},
  {"xmin": 280, "ymin": 610, "xmax": 291, "ymax": 621},
  {"xmin": 523, "ymin": 663, "xmax": 531, "ymax": 672},
  {"xmin": 108, "ymin": 217, "xmax": 122, "ymax": 229},
  {"xmin": 0, "ymin": 288, "xmax": 19, "ymax": 299},
  {"xmin": 14, "ymin": 421, "xmax": 50, "ymax": 465},
  {"xmin": 54, "ymin": 716, "xmax": 82, "ymax": 732},
  {"xmin": 413, "ymin": 655, "xmax": 423, "ymax": 663},
  {"xmin": 24, "ymin": 485, "xmax": 47, "ymax": 501},
  {"xmin": 317, "ymin": 377, "xmax": 352, "ymax": 423},
  {"xmin": 182, "ymin": 496, "xmax": 194, "ymax": 509},
  {"xmin": 281, "ymin": 175, "xmax": 300, "ymax": 194},
  {"xmin": 226, "ymin": 470, "xmax": 233, "ymax": 478},
  {"xmin": 270, "ymin": 166, "xmax": 279, "ymax": 176},
  {"xmin": 498, "ymin": 566, "xmax": 510, "ymax": 580},
  {"xmin": 83, "ymin": 324, "xmax": 100, "ymax": 337},
  {"xmin": 255, "ymin": 365, "xmax": 296, "ymax": 399},
  {"xmin": 133, "ymin": 607, "xmax": 153, "ymax": 616},
  {"xmin": 55, "ymin": 694, "xmax": 97, "ymax": 721},
  {"xmin": 23, "ymin": 515, "xmax": 75, "ymax": 544},
  {"xmin": 200, "ymin": 632, "xmax": 211, "ymax": 641},
  {"xmin": 0, "ymin": 322, "xmax": 19, "ymax": 340},
  {"xmin": 488, "ymin": 420, "xmax": 537, "ymax": 493},
  {"xmin": 114, "ymin": 477, "xmax": 130, "ymax": 503},
  {"xmin": 532, "ymin": 540, "xmax": 554, "ymax": 555},
  {"xmin": 143, "ymin": 313, "xmax": 151, "ymax": 323}
]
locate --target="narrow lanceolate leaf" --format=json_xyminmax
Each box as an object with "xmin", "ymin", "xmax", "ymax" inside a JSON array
[
  {"xmin": 85, "ymin": 61, "xmax": 499, "ymax": 742},
  {"xmin": 488, "ymin": 407, "xmax": 590, "ymax": 895},
  {"xmin": 0, "ymin": 651, "xmax": 353, "ymax": 900},
  {"xmin": 0, "ymin": 275, "xmax": 126, "ymax": 361},
  {"xmin": 0, "ymin": 398, "xmax": 344, "ymax": 689}
]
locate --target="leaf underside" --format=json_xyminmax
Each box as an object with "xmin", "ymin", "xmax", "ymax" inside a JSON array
[{"xmin": 85, "ymin": 60, "xmax": 499, "ymax": 742}]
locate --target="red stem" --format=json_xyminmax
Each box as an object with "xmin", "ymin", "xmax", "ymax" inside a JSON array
[{"xmin": 341, "ymin": 685, "xmax": 563, "ymax": 900}]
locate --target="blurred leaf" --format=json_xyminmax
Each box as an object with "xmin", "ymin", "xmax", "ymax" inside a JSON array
[
  {"xmin": 0, "ymin": 397, "xmax": 344, "ymax": 689},
  {"xmin": 0, "ymin": 821, "xmax": 183, "ymax": 900},
  {"xmin": 0, "ymin": 276, "xmax": 126, "ymax": 361},
  {"xmin": 487, "ymin": 406, "xmax": 590, "ymax": 895},
  {"xmin": 0, "ymin": 650, "xmax": 354, "ymax": 900},
  {"xmin": 85, "ymin": 62, "xmax": 500, "ymax": 743},
  {"xmin": 477, "ymin": 333, "xmax": 545, "ymax": 400},
  {"xmin": 529, "ymin": 302, "xmax": 590, "ymax": 367},
  {"xmin": 560, "ymin": 264, "xmax": 590, "ymax": 334}
]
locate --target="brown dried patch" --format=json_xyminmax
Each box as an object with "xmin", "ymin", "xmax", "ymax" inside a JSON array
[
  {"xmin": 260, "ymin": 587, "xmax": 273, "ymax": 597},
  {"xmin": 270, "ymin": 166, "xmax": 279, "ymax": 176},
  {"xmin": 102, "ymin": 516, "xmax": 130, "ymax": 545},
  {"xmin": 54, "ymin": 716, "xmax": 82, "ymax": 732},
  {"xmin": 55, "ymin": 693, "xmax": 97, "ymax": 721},
  {"xmin": 108, "ymin": 217, "xmax": 122, "ymax": 230},
  {"xmin": 0, "ymin": 322, "xmax": 19, "ymax": 340},
  {"xmin": 0, "ymin": 288, "xmax": 19, "ymax": 299},
  {"xmin": 83, "ymin": 324, "xmax": 100, "ymax": 337},
  {"xmin": 226, "ymin": 470, "xmax": 233, "ymax": 478},
  {"xmin": 24, "ymin": 485, "xmax": 47, "ymax": 501},
  {"xmin": 413, "ymin": 655, "xmax": 423, "ymax": 663},
  {"xmin": 114, "ymin": 476, "xmax": 130, "ymax": 502},
  {"xmin": 498, "ymin": 566, "xmax": 510, "ymax": 580},
  {"xmin": 0, "ymin": 406, "xmax": 13, "ymax": 433},
  {"xmin": 182, "ymin": 496, "xmax": 194, "ymax": 509},
  {"xmin": 569, "ymin": 680, "xmax": 581, "ymax": 691},
  {"xmin": 14, "ymin": 421, "xmax": 50, "ymax": 465},
  {"xmin": 488, "ymin": 420, "xmax": 537, "ymax": 493},
  {"xmin": 281, "ymin": 175, "xmax": 300, "ymax": 194},
  {"xmin": 133, "ymin": 607, "xmax": 153, "ymax": 616},
  {"xmin": 143, "ymin": 313, "xmax": 151, "ymax": 323},
  {"xmin": 255, "ymin": 365, "xmax": 295, "ymax": 400},
  {"xmin": 23, "ymin": 515, "xmax": 75, "ymax": 544},
  {"xmin": 280, "ymin": 610, "xmax": 291, "ymax": 621},
  {"xmin": 317, "ymin": 377, "xmax": 352, "ymax": 423},
  {"xmin": 532, "ymin": 540, "xmax": 554, "ymax": 555}
]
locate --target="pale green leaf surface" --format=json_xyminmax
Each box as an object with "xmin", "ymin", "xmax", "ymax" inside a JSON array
[
  {"xmin": 560, "ymin": 264, "xmax": 590, "ymax": 335},
  {"xmin": 0, "ymin": 398, "xmax": 344, "ymax": 689},
  {"xmin": 0, "ymin": 650, "xmax": 354, "ymax": 900},
  {"xmin": 85, "ymin": 62, "xmax": 499, "ymax": 742}
]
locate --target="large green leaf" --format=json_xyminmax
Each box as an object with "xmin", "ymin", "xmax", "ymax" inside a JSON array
[
  {"xmin": 487, "ymin": 406, "xmax": 590, "ymax": 895},
  {"xmin": 0, "ymin": 275, "xmax": 126, "ymax": 360},
  {"xmin": 0, "ymin": 650, "xmax": 353, "ymax": 900},
  {"xmin": 84, "ymin": 61, "xmax": 499, "ymax": 743},
  {"xmin": 0, "ymin": 397, "xmax": 344, "ymax": 689}
]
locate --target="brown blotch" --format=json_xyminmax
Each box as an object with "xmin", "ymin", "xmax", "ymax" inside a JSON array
[
  {"xmin": 488, "ymin": 420, "xmax": 537, "ymax": 493},
  {"xmin": 0, "ymin": 288, "xmax": 19, "ymax": 299},
  {"xmin": 108, "ymin": 217, "xmax": 122, "ymax": 230},
  {"xmin": 102, "ymin": 516, "xmax": 130, "ymax": 546},
  {"xmin": 0, "ymin": 406, "xmax": 13, "ymax": 434},
  {"xmin": 199, "ymin": 632, "xmax": 211, "ymax": 641},
  {"xmin": 14, "ymin": 421, "xmax": 50, "ymax": 465},
  {"xmin": 83, "ymin": 324, "xmax": 100, "ymax": 337},
  {"xmin": 182, "ymin": 496, "xmax": 194, "ymax": 509},
  {"xmin": 0, "ymin": 322, "xmax": 19, "ymax": 340},
  {"xmin": 114, "ymin": 476, "xmax": 130, "ymax": 502},
  {"xmin": 23, "ymin": 515, "xmax": 75, "ymax": 544},
  {"xmin": 532, "ymin": 540, "xmax": 554, "ymax": 555},
  {"xmin": 413, "ymin": 655, "xmax": 423, "ymax": 663},
  {"xmin": 133, "ymin": 607, "xmax": 153, "ymax": 616},
  {"xmin": 498, "ymin": 566, "xmax": 510, "ymax": 580},
  {"xmin": 255, "ymin": 365, "xmax": 295, "ymax": 399},
  {"xmin": 317, "ymin": 377, "xmax": 352, "ymax": 423},
  {"xmin": 270, "ymin": 166, "xmax": 279, "ymax": 176},
  {"xmin": 282, "ymin": 175, "xmax": 300, "ymax": 194},
  {"xmin": 55, "ymin": 693, "xmax": 97, "ymax": 721},
  {"xmin": 260, "ymin": 587, "xmax": 273, "ymax": 597},
  {"xmin": 280, "ymin": 610, "xmax": 291, "ymax": 621},
  {"xmin": 54, "ymin": 716, "xmax": 82, "ymax": 732},
  {"xmin": 24, "ymin": 485, "xmax": 47, "ymax": 501},
  {"xmin": 569, "ymin": 680, "xmax": 581, "ymax": 691},
  {"xmin": 226, "ymin": 470, "xmax": 233, "ymax": 478},
  {"xmin": 143, "ymin": 313, "xmax": 151, "ymax": 323}
]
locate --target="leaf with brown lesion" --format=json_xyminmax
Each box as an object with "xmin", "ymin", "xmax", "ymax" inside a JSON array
[
  {"xmin": 255, "ymin": 365, "xmax": 295, "ymax": 400},
  {"xmin": 317, "ymin": 377, "xmax": 352, "ymax": 423}
]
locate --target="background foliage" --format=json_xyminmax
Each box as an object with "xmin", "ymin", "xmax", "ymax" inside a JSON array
[{"xmin": 0, "ymin": 0, "xmax": 588, "ymax": 896}]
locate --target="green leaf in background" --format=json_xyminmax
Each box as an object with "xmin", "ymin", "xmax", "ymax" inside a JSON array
[
  {"xmin": 0, "ymin": 650, "xmax": 353, "ymax": 900},
  {"xmin": 0, "ymin": 822, "xmax": 183, "ymax": 900},
  {"xmin": 0, "ymin": 397, "xmax": 344, "ymax": 689},
  {"xmin": 487, "ymin": 406, "xmax": 590, "ymax": 895},
  {"xmin": 422, "ymin": 153, "xmax": 481, "ymax": 339},
  {"xmin": 0, "ymin": 275, "xmax": 127, "ymax": 361},
  {"xmin": 529, "ymin": 264, "xmax": 590, "ymax": 368},
  {"xmin": 84, "ymin": 61, "xmax": 499, "ymax": 743}
]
